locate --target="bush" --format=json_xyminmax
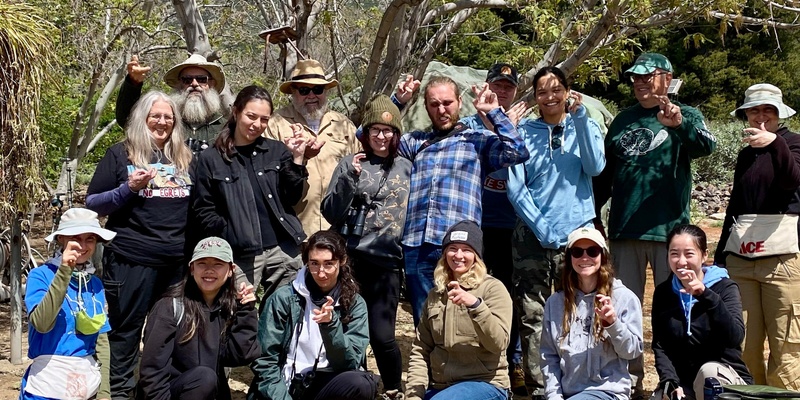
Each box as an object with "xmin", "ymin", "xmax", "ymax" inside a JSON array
[{"xmin": 691, "ymin": 120, "xmax": 745, "ymax": 185}]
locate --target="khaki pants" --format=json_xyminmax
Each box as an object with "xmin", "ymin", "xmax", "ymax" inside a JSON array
[
  {"xmin": 511, "ymin": 220, "xmax": 564, "ymax": 396},
  {"xmin": 610, "ymin": 239, "xmax": 671, "ymax": 395},
  {"xmin": 727, "ymin": 253, "xmax": 800, "ymax": 390},
  {"xmin": 649, "ymin": 362, "xmax": 748, "ymax": 400}
]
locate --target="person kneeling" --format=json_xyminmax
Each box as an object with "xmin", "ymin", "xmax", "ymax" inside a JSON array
[
  {"xmin": 137, "ymin": 237, "xmax": 260, "ymax": 400},
  {"xmin": 247, "ymin": 230, "xmax": 377, "ymax": 400}
]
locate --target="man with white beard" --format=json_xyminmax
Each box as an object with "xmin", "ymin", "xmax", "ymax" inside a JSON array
[
  {"xmin": 115, "ymin": 54, "xmax": 228, "ymax": 152},
  {"xmin": 266, "ymin": 59, "xmax": 361, "ymax": 236}
]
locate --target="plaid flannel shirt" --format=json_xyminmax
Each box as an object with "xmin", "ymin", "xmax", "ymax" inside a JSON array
[{"xmin": 398, "ymin": 108, "xmax": 529, "ymax": 247}]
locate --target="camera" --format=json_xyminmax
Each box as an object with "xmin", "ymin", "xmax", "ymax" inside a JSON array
[
  {"xmin": 186, "ymin": 138, "xmax": 209, "ymax": 153},
  {"xmin": 339, "ymin": 202, "xmax": 371, "ymax": 237},
  {"xmin": 289, "ymin": 371, "xmax": 315, "ymax": 399}
]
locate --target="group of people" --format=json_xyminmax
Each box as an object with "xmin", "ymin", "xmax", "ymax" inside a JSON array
[{"xmin": 17, "ymin": 48, "xmax": 800, "ymax": 400}]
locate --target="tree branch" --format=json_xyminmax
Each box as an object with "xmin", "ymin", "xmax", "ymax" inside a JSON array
[{"xmin": 422, "ymin": 0, "xmax": 509, "ymax": 26}]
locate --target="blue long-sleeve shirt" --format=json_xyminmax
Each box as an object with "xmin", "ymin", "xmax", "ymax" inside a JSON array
[
  {"xmin": 399, "ymin": 108, "xmax": 529, "ymax": 246},
  {"xmin": 507, "ymin": 106, "xmax": 605, "ymax": 249}
]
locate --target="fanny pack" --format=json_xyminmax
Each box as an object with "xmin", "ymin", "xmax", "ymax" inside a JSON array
[
  {"xmin": 724, "ymin": 214, "xmax": 799, "ymax": 258},
  {"xmin": 24, "ymin": 354, "xmax": 100, "ymax": 400}
]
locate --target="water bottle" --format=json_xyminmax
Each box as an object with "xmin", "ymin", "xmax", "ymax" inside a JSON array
[{"xmin": 703, "ymin": 377, "xmax": 723, "ymax": 400}]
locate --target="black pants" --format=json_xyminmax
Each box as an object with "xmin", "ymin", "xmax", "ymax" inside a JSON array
[
  {"xmin": 299, "ymin": 370, "xmax": 377, "ymax": 400},
  {"xmin": 103, "ymin": 250, "xmax": 182, "ymax": 399},
  {"xmin": 169, "ymin": 366, "xmax": 218, "ymax": 400},
  {"xmin": 352, "ymin": 256, "xmax": 403, "ymax": 391},
  {"xmin": 482, "ymin": 226, "xmax": 524, "ymax": 366}
]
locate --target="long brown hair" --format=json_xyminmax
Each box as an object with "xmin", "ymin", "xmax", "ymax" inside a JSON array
[
  {"xmin": 302, "ymin": 230, "xmax": 360, "ymax": 323},
  {"xmin": 214, "ymin": 85, "xmax": 273, "ymax": 161},
  {"xmin": 560, "ymin": 245, "xmax": 615, "ymax": 343}
]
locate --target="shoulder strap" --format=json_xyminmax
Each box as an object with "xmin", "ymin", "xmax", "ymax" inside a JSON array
[
  {"xmin": 414, "ymin": 122, "xmax": 470, "ymax": 160},
  {"xmin": 172, "ymin": 297, "xmax": 185, "ymax": 326}
]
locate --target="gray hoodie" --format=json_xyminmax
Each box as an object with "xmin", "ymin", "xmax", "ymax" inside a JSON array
[{"xmin": 540, "ymin": 278, "xmax": 643, "ymax": 400}]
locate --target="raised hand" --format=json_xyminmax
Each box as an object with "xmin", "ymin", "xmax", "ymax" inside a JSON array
[
  {"xmin": 447, "ymin": 281, "xmax": 478, "ymax": 307},
  {"xmin": 237, "ymin": 281, "xmax": 256, "ymax": 304},
  {"xmin": 128, "ymin": 168, "xmax": 156, "ymax": 191},
  {"xmin": 567, "ymin": 91, "xmax": 583, "ymax": 114},
  {"xmin": 396, "ymin": 74, "xmax": 421, "ymax": 105},
  {"xmin": 742, "ymin": 122, "xmax": 777, "ymax": 148},
  {"xmin": 594, "ymin": 294, "xmax": 617, "ymax": 327},
  {"xmin": 62, "ymin": 241, "xmax": 83, "ymax": 269},
  {"xmin": 351, "ymin": 153, "xmax": 366, "ymax": 176},
  {"xmin": 284, "ymin": 124, "xmax": 310, "ymax": 164},
  {"xmin": 675, "ymin": 268, "xmax": 705, "ymax": 296},
  {"xmin": 655, "ymin": 95, "xmax": 682, "ymax": 128},
  {"xmin": 505, "ymin": 101, "xmax": 531, "ymax": 127},
  {"xmin": 472, "ymin": 84, "xmax": 500, "ymax": 115},
  {"xmin": 312, "ymin": 296, "xmax": 335, "ymax": 324},
  {"xmin": 127, "ymin": 55, "xmax": 151, "ymax": 84}
]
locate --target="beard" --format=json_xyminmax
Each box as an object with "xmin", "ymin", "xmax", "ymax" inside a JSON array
[
  {"xmin": 430, "ymin": 110, "xmax": 460, "ymax": 132},
  {"xmin": 291, "ymin": 95, "xmax": 328, "ymax": 122},
  {"xmin": 172, "ymin": 87, "xmax": 223, "ymax": 125}
]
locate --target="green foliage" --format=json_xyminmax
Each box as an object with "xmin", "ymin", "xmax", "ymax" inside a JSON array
[{"xmin": 691, "ymin": 120, "xmax": 745, "ymax": 185}]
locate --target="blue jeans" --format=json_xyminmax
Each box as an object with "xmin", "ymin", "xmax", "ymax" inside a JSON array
[
  {"xmin": 567, "ymin": 390, "xmax": 617, "ymax": 400},
  {"xmin": 403, "ymin": 243, "xmax": 442, "ymax": 326},
  {"xmin": 423, "ymin": 381, "xmax": 508, "ymax": 400}
]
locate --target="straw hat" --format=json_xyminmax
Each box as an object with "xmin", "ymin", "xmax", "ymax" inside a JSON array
[
  {"xmin": 163, "ymin": 54, "xmax": 226, "ymax": 92},
  {"xmin": 45, "ymin": 208, "xmax": 116, "ymax": 243},
  {"xmin": 279, "ymin": 59, "xmax": 338, "ymax": 94},
  {"xmin": 731, "ymin": 83, "xmax": 796, "ymax": 120}
]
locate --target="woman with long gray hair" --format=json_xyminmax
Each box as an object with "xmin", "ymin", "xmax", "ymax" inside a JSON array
[{"xmin": 86, "ymin": 90, "xmax": 194, "ymax": 398}]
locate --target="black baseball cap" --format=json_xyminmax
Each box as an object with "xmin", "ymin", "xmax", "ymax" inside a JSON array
[{"xmin": 486, "ymin": 63, "xmax": 518, "ymax": 87}]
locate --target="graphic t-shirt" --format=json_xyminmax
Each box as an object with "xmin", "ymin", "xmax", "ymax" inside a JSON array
[{"xmin": 87, "ymin": 143, "xmax": 192, "ymax": 266}]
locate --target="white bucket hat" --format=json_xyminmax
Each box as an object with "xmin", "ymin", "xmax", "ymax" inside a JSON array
[
  {"xmin": 45, "ymin": 208, "xmax": 116, "ymax": 243},
  {"xmin": 163, "ymin": 54, "xmax": 226, "ymax": 92},
  {"xmin": 731, "ymin": 83, "xmax": 796, "ymax": 119}
]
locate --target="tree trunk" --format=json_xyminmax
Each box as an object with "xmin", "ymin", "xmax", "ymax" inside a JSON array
[{"xmin": 10, "ymin": 213, "xmax": 23, "ymax": 365}]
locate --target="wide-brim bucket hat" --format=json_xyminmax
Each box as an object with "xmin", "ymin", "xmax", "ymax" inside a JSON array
[
  {"xmin": 163, "ymin": 54, "xmax": 226, "ymax": 92},
  {"xmin": 45, "ymin": 208, "xmax": 116, "ymax": 243},
  {"xmin": 279, "ymin": 59, "xmax": 338, "ymax": 94},
  {"xmin": 731, "ymin": 83, "xmax": 796, "ymax": 120}
]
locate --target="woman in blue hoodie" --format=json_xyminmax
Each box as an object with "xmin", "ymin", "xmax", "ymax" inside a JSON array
[
  {"xmin": 540, "ymin": 227, "xmax": 642, "ymax": 400},
  {"xmin": 652, "ymin": 225, "xmax": 752, "ymax": 400},
  {"xmin": 507, "ymin": 66, "xmax": 606, "ymax": 397}
]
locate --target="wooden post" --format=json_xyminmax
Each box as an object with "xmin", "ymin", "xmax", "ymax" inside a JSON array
[{"xmin": 10, "ymin": 212, "xmax": 23, "ymax": 364}]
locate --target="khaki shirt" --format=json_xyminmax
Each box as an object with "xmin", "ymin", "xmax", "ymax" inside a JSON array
[{"xmin": 265, "ymin": 106, "xmax": 361, "ymax": 236}]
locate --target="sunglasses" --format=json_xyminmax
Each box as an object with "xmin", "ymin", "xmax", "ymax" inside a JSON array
[
  {"xmin": 180, "ymin": 75, "xmax": 210, "ymax": 85},
  {"xmin": 569, "ymin": 246, "xmax": 602, "ymax": 258},
  {"xmin": 295, "ymin": 85, "xmax": 325, "ymax": 96},
  {"xmin": 629, "ymin": 71, "xmax": 668, "ymax": 83},
  {"xmin": 551, "ymin": 125, "xmax": 564, "ymax": 150}
]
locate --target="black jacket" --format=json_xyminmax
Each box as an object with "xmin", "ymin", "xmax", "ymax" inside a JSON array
[
  {"xmin": 651, "ymin": 275, "xmax": 753, "ymax": 391},
  {"xmin": 137, "ymin": 297, "xmax": 260, "ymax": 400},
  {"xmin": 192, "ymin": 137, "xmax": 307, "ymax": 254}
]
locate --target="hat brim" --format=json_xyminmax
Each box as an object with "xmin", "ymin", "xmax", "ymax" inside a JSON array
[
  {"xmin": 624, "ymin": 64, "xmax": 658, "ymax": 76},
  {"xmin": 45, "ymin": 226, "xmax": 117, "ymax": 243},
  {"xmin": 487, "ymin": 76, "xmax": 519, "ymax": 87},
  {"xmin": 731, "ymin": 100, "xmax": 796, "ymax": 119},
  {"xmin": 164, "ymin": 62, "xmax": 226, "ymax": 92},
  {"xmin": 279, "ymin": 78, "xmax": 338, "ymax": 94}
]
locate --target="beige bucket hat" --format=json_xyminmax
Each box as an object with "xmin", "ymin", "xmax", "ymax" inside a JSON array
[
  {"xmin": 731, "ymin": 83, "xmax": 796, "ymax": 119},
  {"xmin": 279, "ymin": 59, "xmax": 338, "ymax": 94}
]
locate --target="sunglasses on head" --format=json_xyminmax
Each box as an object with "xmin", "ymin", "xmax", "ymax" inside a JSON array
[
  {"xmin": 296, "ymin": 85, "xmax": 325, "ymax": 96},
  {"xmin": 180, "ymin": 75, "xmax": 210, "ymax": 85},
  {"xmin": 569, "ymin": 246, "xmax": 602, "ymax": 258}
]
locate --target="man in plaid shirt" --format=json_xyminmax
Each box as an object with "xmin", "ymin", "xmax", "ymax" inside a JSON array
[{"xmin": 399, "ymin": 75, "xmax": 529, "ymax": 324}]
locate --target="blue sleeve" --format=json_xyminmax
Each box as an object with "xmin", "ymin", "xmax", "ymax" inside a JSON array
[
  {"xmin": 483, "ymin": 108, "xmax": 530, "ymax": 171},
  {"xmin": 85, "ymin": 182, "xmax": 137, "ymax": 216},
  {"xmin": 571, "ymin": 106, "xmax": 606, "ymax": 176}
]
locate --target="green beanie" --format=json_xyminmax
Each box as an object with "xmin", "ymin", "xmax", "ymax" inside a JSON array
[{"xmin": 362, "ymin": 94, "xmax": 403, "ymax": 133}]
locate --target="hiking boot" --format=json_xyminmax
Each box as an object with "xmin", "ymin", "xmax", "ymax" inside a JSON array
[{"xmin": 510, "ymin": 363, "xmax": 528, "ymax": 396}]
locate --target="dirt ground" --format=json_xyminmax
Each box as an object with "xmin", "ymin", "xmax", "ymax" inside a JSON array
[{"xmin": 0, "ymin": 220, "xmax": 723, "ymax": 399}]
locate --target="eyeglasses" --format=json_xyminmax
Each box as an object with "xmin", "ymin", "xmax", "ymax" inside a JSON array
[
  {"xmin": 550, "ymin": 125, "xmax": 563, "ymax": 150},
  {"xmin": 308, "ymin": 262, "xmax": 338, "ymax": 274},
  {"xmin": 629, "ymin": 72, "xmax": 668, "ymax": 83},
  {"xmin": 569, "ymin": 246, "xmax": 602, "ymax": 258},
  {"xmin": 180, "ymin": 75, "xmax": 210, "ymax": 85},
  {"xmin": 147, "ymin": 113, "xmax": 175, "ymax": 123},
  {"xmin": 368, "ymin": 127, "xmax": 395, "ymax": 138},
  {"xmin": 295, "ymin": 85, "xmax": 325, "ymax": 96}
]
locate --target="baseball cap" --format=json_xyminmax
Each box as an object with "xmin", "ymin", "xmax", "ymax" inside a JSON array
[
  {"xmin": 190, "ymin": 237, "xmax": 233, "ymax": 264},
  {"xmin": 566, "ymin": 227, "xmax": 608, "ymax": 252},
  {"xmin": 625, "ymin": 53, "xmax": 673, "ymax": 75},
  {"xmin": 486, "ymin": 63, "xmax": 519, "ymax": 87}
]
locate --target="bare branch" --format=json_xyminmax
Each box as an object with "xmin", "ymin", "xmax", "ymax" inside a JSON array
[
  {"xmin": 708, "ymin": 11, "xmax": 800, "ymax": 29},
  {"xmin": 422, "ymin": 0, "xmax": 510, "ymax": 26}
]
